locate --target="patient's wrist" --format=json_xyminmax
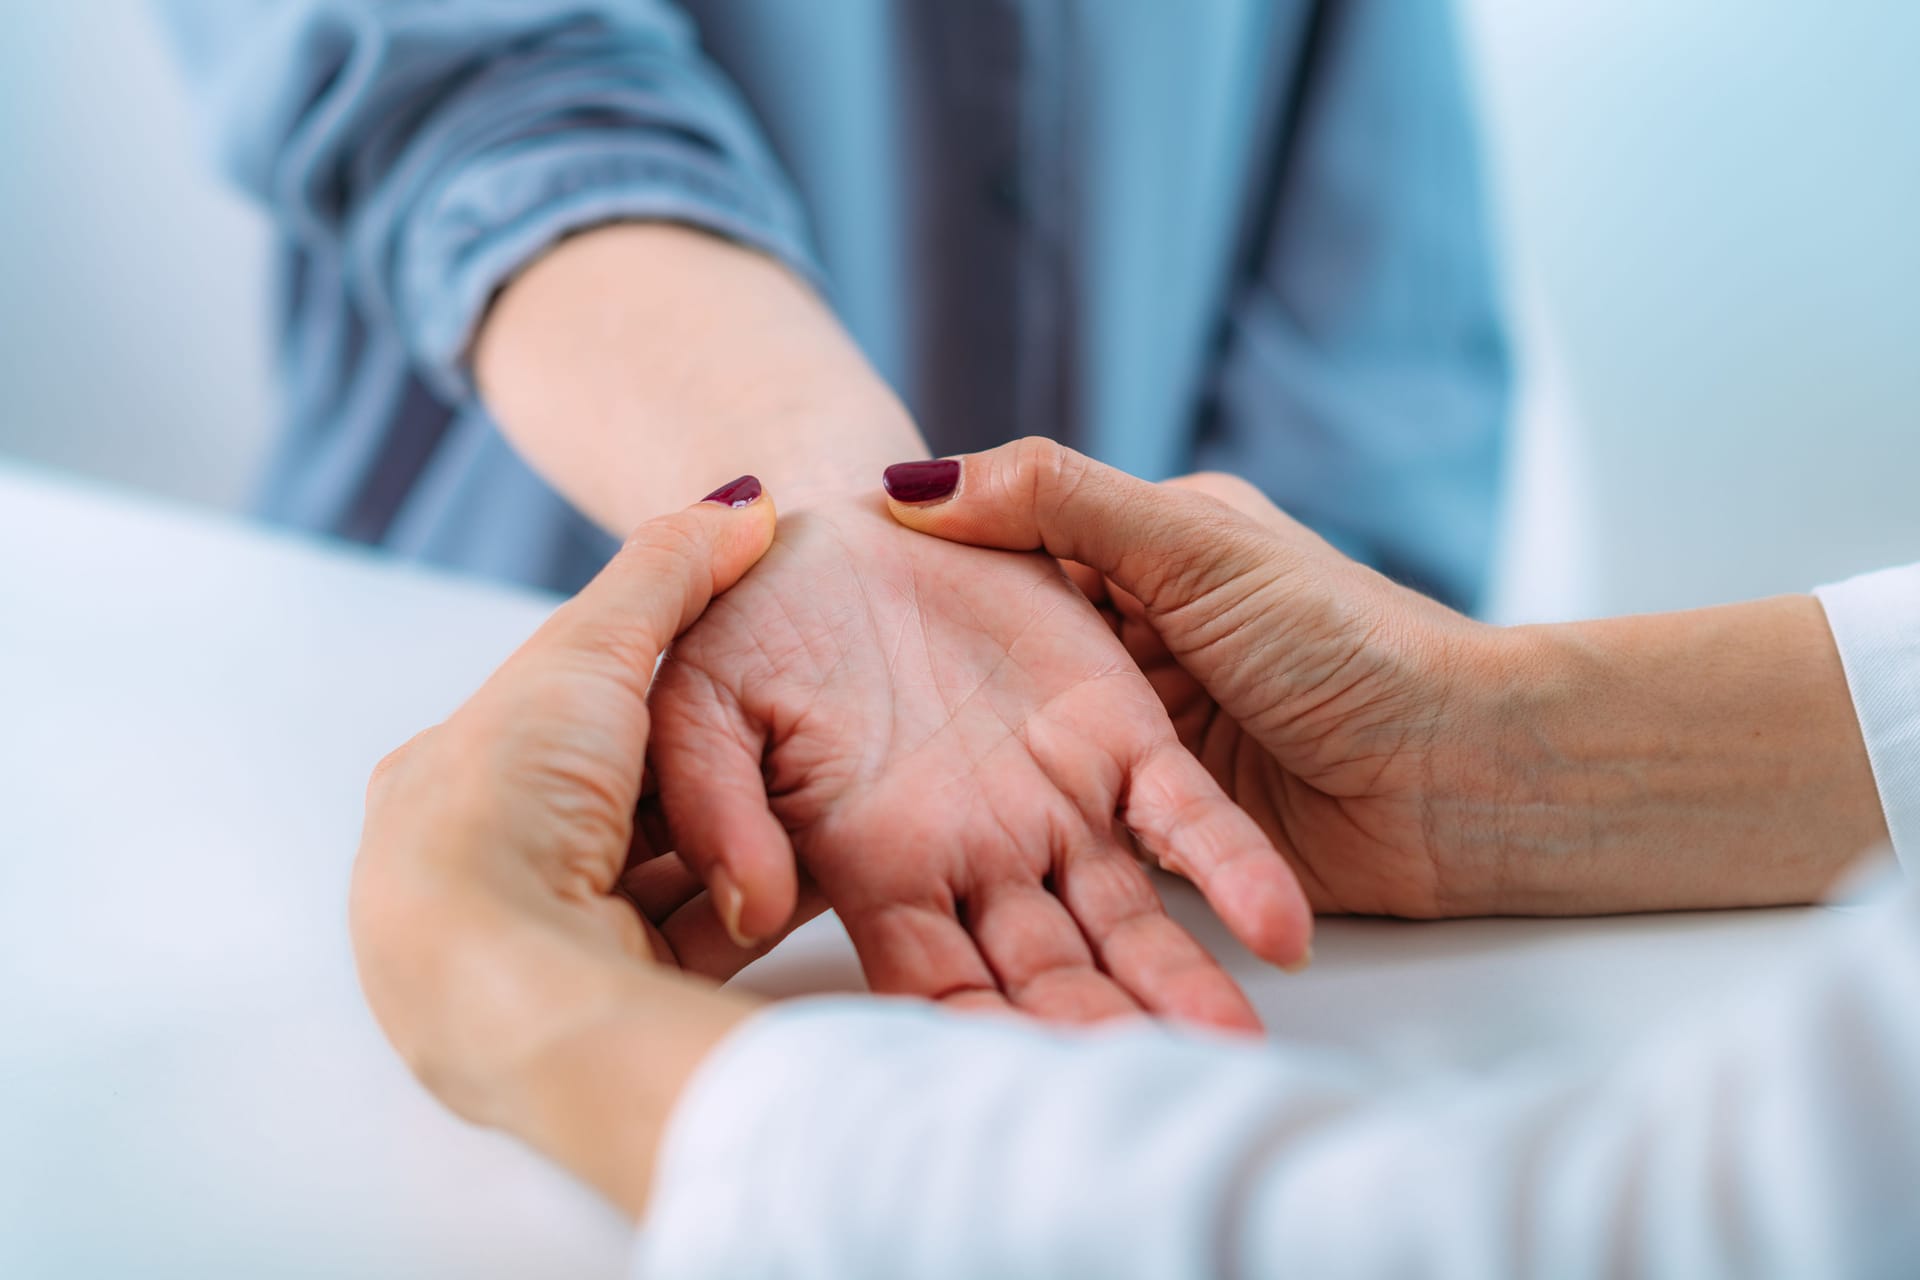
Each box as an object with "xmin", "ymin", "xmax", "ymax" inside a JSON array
[
  {"xmin": 770, "ymin": 419, "xmax": 930, "ymax": 516},
  {"xmin": 476, "ymin": 221, "xmax": 928, "ymax": 532}
]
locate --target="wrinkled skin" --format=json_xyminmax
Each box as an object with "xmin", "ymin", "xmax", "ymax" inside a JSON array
[
  {"xmin": 1069, "ymin": 471, "xmax": 1495, "ymax": 920},
  {"xmin": 648, "ymin": 497, "xmax": 1313, "ymax": 1029}
]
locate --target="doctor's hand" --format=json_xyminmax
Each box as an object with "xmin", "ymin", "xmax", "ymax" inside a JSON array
[
  {"xmin": 351, "ymin": 484, "xmax": 789, "ymax": 1221},
  {"xmin": 881, "ymin": 440, "xmax": 1481, "ymax": 919},
  {"xmin": 886, "ymin": 439, "xmax": 1880, "ymax": 919}
]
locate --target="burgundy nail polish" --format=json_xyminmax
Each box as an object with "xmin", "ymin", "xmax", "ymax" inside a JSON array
[
  {"xmin": 882, "ymin": 459, "xmax": 961, "ymax": 504},
  {"xmin": 701, "ymin": 475, "xmax": 763, "ymax": 508}
]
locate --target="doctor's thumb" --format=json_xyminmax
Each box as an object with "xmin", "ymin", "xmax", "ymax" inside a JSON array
[{"xmin": 880, "ymin": 437, "xmax": 1282, "ymax": 619}]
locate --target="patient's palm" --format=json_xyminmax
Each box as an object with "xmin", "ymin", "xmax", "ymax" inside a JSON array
[{"xmin": 648, "ymin": 499, "xmax": 1309, "ymax": 1026}]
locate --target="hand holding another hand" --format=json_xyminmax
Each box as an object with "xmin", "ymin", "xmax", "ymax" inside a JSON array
[
  {"xmin": 881, "ymin": 439, "xmax": 1493, "ymax": 918},
  {"xmin": 885, "ymin": 438, "xmax": 1870, "ymax": 919},
  {"xmin": 647, "ymin": 491, "xmax": 1312, "ymax": 1031},
  {"xmin": 348, "ymin": 469, "xmax": 1318, "ymax": 1224},
  {"xmin": 352, "ymin": 444, "xmax": 1878, "ymax": 1228},
  {"xmin": 351, "ymin": 485, "xmax": 788, "ymax": 1220}
]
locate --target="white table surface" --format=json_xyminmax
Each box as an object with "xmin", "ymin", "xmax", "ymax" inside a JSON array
[{"xmin": 0, "ymin": 462, "xmax": 1836, "ymax": 1277}]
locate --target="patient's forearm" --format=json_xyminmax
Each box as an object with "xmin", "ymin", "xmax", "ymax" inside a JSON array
[
  {"xmin": 1459, "ymin": 595, "xmax": 1886, "ymax": 913},
  {"xmin": 474, "ymin": 223, "xmax": 925, "ymax": 530}
]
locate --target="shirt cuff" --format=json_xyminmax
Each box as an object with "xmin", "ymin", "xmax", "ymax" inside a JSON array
[
  {"xmin": 1815, "ymin": 564, "xmax": 1920, "ymax": 870},
  {"xmin": 400, "ymin": 135, "xmax": 824, "ymax": 404}
]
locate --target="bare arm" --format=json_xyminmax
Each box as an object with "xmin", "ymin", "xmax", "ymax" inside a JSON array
[
  {"xmin": 475, "ymin": 224, "xmax": 927, "ymax": 528},
  {"xmin": 1477, "ymin": 596, "xmax": 1886, "ymax": 913}
]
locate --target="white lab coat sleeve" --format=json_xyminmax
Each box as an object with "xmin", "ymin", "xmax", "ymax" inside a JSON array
[
  {"xmin": 1240, "ymin": 879, "xmax": 1920, "ymax": 1278},
  {"xmin": 1817, "ymin": 563, "xmax": 1920, "ymax": 870},
  {"xmin": 634, "ymin": 883, "xmax": 1920, "ymax": 1278}
]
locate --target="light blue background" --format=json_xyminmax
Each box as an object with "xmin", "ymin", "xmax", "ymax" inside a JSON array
[{"xmin": 1, "ymin": 1, "xmax": 1915, "ymax": 618}]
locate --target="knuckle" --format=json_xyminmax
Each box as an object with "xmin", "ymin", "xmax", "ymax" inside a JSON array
[
  {"xmin": 1127, "ymin": 493, "xmax": 1268, "ymax": 609},
  {"xmin": 1007, "ymin": 435, "xmax": 1060, "ymax": 503},
  {"xmin": 365, "ymin": 728, "xmax": 432, "ymax": 806},
  {"xmin": 1177, "ymin": 471, "xmax": 1267, "ymax": 514},
  {"xmin": 557, "ymin": 616, "xmax": 664, "ymax": 691},
  {"xmin": 621, "ymin": 512, "xmax": 711, "ymax": 580},
  {"xmin": 596, "ymin": 515, "xmax": 719, "ymax": 648},
  {"xmin": 1170, "ymin": 472, "xmax": 1300, "ymax": 542},
  {"xmin": 1015, "ymin": 436, "xmax": 1093, "ymax": 512}
]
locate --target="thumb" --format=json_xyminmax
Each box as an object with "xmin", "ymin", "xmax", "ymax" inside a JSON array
[
  {"xmin": 486, "ymin": 475, "xmax": 777, "ymax": 726},
  {"xmin": 554, "ymin": 475, "xmax": 778, "ymax": 666},
  {"xmin": 882, "ymin": 438, "xmax": 1284, "ymax": 619},
  {"xmin": 439, "ymin": 476, "xmax": 777, "ymax": 911}
]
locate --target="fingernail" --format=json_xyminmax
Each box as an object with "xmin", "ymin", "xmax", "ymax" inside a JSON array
[
  {"xmin": 882, "ymin": 459, "xmax": 960, "ymax": 505},
  {"xmin": 1281, "ymin": 945, "xmax": 1313, "ymax": 975},
  {"xmin": 701, "ymin": 475, "xmax": 763, "ymax": 508},
  {"xmin": 709, "ymin": 867, "xmax": 757, "ymax": 948}
]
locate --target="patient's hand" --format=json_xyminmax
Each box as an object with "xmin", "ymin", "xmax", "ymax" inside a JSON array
[{"xmin": 648, "ymin": 496, "xmax": 1313, "ymax": 1029}]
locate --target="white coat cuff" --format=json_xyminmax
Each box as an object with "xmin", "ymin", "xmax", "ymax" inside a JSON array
[{"xmin": 1816, "ymin": 564, "xmax": 1920, "ymax": 870}]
